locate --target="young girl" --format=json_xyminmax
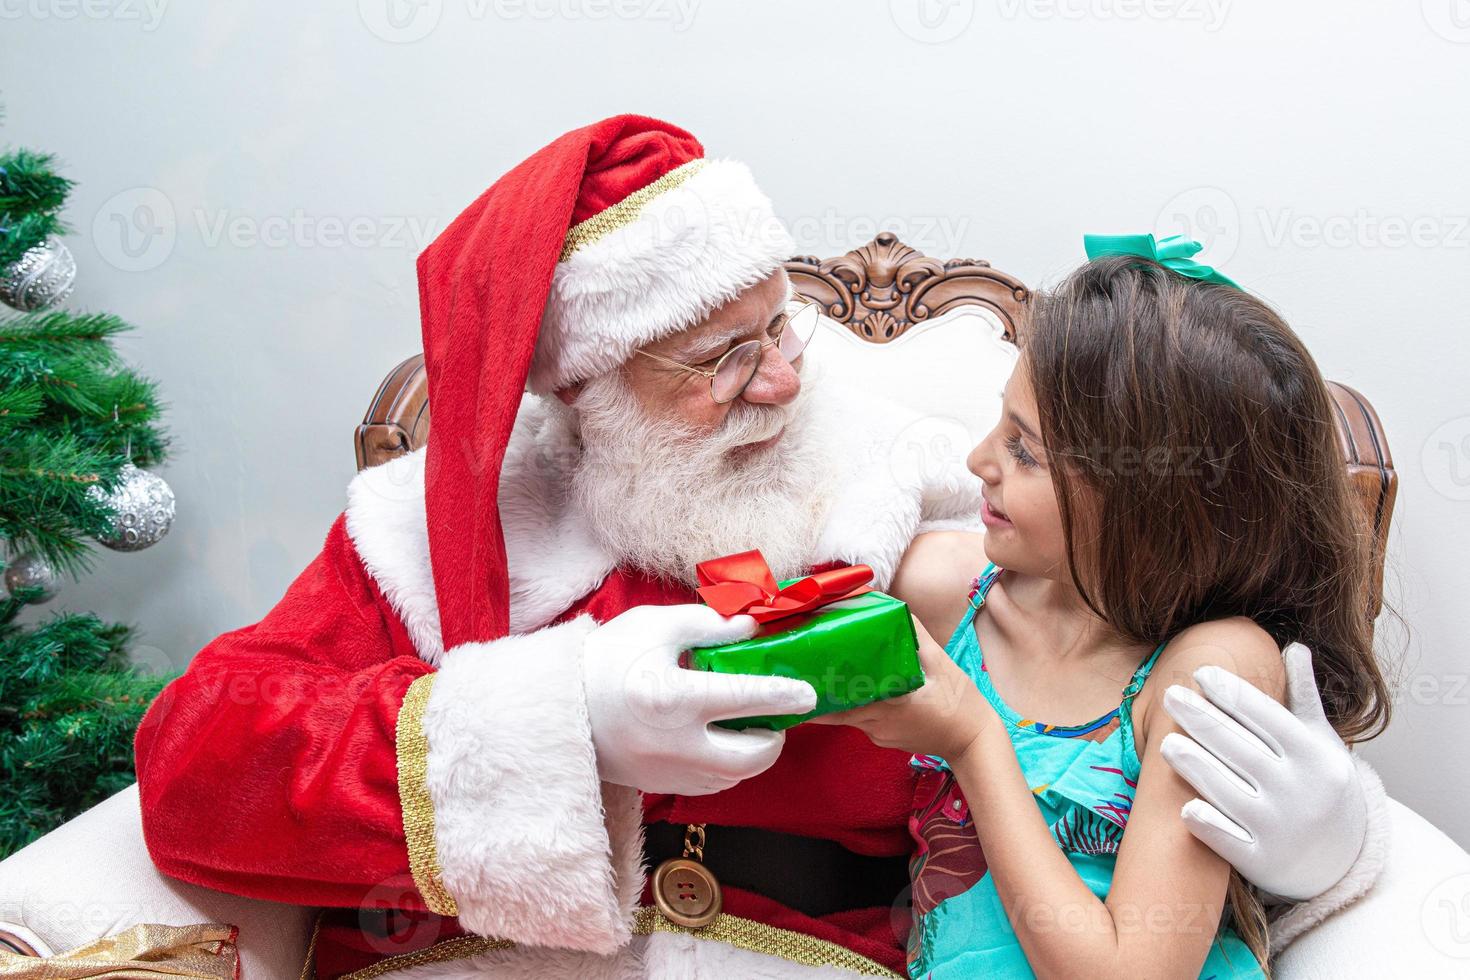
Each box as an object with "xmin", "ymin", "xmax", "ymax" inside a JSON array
[{"xmin": 813, "ymin": 240, "xmax": 1389, "ymax": 978}]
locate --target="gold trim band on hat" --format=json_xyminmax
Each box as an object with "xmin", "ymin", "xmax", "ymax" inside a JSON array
[
  {"xmin": 331, "ymin": 906, "xmax": 900, "ymax": 979},
  {"xmin": 559, "ymin": 158, "xmax": 707, "ymax": 261},
  {"xmin": 395, "ymin": 672, "xmax": 459, "ymax": 917}
]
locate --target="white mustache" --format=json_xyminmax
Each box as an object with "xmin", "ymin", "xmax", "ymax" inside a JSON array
[
  {"xmin": 713, "ymin": 402, "xmax": 790, "ymax": 450},
  {"xmin": 564, "ymin": 367, "xmax": 835, "ymax": 587}
]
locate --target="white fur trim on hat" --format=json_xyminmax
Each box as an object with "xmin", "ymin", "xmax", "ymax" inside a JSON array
[{"xmin": 529, "ymin": 159, "xmax": 796, "ymax": 395}]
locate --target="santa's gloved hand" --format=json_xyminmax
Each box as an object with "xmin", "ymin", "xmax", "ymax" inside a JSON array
[
  {"xmin": 581, "ymin": 603, "xmax": 818, "ymax": 796},
  {"xmin": 1160, "ymin": 642, "xmax": 1366, "ymax": 902}
]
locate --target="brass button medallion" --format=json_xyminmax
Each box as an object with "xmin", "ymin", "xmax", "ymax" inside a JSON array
[{"xmin": 652, "ymin": 856, "xmax": 722, "ymax": 928}]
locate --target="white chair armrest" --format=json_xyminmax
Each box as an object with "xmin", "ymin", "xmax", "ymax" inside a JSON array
[
  {"xmin": 0, "ymin": 783, "xmax": 314, "ymax": 974},
  {"xmin": 1276, "ymin": 796, "xmax": 1470, "ymax": 978}
]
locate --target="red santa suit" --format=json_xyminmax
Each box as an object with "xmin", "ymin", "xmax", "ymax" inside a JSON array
[{"xmin": 133, "ymin": 115, "xmax": 985, "ymax": 978}]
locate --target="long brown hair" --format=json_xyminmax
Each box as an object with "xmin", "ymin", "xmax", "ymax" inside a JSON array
[{"xmin": 1020, "ymin": 255, "xmax": 1392, "ymax": 968}]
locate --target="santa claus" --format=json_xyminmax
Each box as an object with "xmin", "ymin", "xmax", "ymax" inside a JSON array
[{"xmin": 132, "ymin": 115, "xmax": 1384, "ymax": 978}]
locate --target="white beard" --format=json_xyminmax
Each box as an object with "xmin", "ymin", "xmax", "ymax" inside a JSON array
[{"xmin": 564, "ymin": 367, "xmax": 839, "ymax": 588}]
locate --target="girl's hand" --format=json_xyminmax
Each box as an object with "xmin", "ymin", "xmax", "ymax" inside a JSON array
[{"xmin": 809, "ymin": 616, "xmax": 996, "ymax": 762}]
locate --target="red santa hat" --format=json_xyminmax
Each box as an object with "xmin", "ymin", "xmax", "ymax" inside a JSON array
[{"xmin": 417, "ymin": 114, "xmax": 794, "ymax": 653}]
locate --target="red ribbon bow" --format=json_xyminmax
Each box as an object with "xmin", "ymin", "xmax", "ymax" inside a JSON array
[{"xmin": 694, "ymin": 550, "xmax": 873, "ymax": 624}]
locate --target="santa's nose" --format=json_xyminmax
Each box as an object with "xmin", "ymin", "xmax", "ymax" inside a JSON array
[{"xmin": 739, "ymin": 343, "xmax": 801, "ymax": 407}]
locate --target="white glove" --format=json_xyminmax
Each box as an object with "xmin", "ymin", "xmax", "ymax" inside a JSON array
[
  {"xmin": 1160, "ymin": 641, "xmax": 1366, "ymax": 902},
  {"xmin": 580, "ymin": 603, "xmax": 818, "ymax": 796}
]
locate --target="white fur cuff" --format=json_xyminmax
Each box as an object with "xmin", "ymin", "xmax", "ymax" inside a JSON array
[{"xmin": 421, "ymin": 615, "xmax": 646, "ymax": 954}]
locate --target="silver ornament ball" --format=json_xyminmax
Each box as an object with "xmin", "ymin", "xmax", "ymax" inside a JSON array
[
  {"xmin": 3, "ymin": 552, "xmax": 60, "ymax": 603},
  {"xmin": 89, "ymin": 462, "xmax": 176, "ymax": 551},
  {"xmin": 0, "ymin": 237, "xmax": 77, "ymax": 311}
]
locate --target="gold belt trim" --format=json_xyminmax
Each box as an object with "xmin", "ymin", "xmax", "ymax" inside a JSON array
[
  {"xmin": 298, "ymin": 910, "xmax": 322, "ymax": 980},
  {"xmin": 394, "ymin": 672, "xmax": 459, "ymax": 916},
  {"xmin": 329, "ymin": 907, "xmax": 900, "ymax": 979},
  {"xmin": 335, "ymin": 936, "xmax": 513, "ymax": 980},
  {"xmin": 559, "ymin": 158, "xmax": 706, "ymax": 261},
  {"xmin": 632, "ymin": 907, "xmax": 901, "ymax": 976}
]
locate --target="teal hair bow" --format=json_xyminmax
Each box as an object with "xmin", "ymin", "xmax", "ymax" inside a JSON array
[{"xmin": 1082, "ymin": 233, "xmax": 1240, "ymax": 290}]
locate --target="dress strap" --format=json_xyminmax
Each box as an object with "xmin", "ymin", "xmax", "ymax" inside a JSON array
[
  {"xmin": 1120, "ymin": 639, "xmax": 1168, "ymax": 702},
  {"xmin": 965, "ymin": 562, "xmax": 1001, "ymax": 610},
  {"xmin": 1118, "ymin": 638, "xmax": 1170, "ymax": 779},
  {"xmin": 942, "ymin": 562, "xmax": 1000, "ymax": 654}
]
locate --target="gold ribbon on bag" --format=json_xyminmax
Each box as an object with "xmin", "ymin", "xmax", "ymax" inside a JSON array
[{"xmin": 0, "ymin": 922, "xmax": 238, "ymax": 979}]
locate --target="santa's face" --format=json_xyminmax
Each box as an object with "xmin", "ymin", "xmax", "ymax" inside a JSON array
[
  {"xmin": 556, "ymin": 276, "xmax": 837, "ymax": 586},
  {"xmin": 559, "ymin": 270, "xmax": 800, "ymax": 444}
]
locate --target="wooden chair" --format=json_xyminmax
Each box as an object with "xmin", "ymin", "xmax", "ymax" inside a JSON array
[{"xmin": 356, "ymin": 232, "xmax": 1397, "ymax": 615}]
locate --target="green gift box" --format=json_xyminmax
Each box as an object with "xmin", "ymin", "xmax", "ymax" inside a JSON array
[{"xmin": 686, "ymin": 552, "xmax": 924, "ymax": 731}]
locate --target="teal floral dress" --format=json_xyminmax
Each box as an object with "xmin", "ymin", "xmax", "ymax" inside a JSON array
[{"xmin": 905, "ymin": 563, "xmax": 1265, "ymax": 978}]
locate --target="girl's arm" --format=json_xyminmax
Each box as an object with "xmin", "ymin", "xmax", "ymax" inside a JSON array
[
  {"xmin": 946, "ymin": 616, "xmax": 1284, "ymax": 978},
  {"xmin": 888, "ymin": 530, "xmax": 987, "ymax": 645},
  {"xmin": 818, "ymin": 615, "xmax": 1284, "ymax": 978}
]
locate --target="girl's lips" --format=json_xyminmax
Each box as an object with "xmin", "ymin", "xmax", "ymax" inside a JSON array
[{"xmin": 981, "ymin": 498, "xmax": 1013, "ymax": 528}]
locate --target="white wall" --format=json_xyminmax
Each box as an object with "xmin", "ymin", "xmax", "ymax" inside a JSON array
[{"xmin": 3, "ymin": 0, "xmax": 1468, "ymax": 848}]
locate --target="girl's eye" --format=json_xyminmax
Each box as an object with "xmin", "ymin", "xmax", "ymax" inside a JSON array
[{"xmin": 1005, "ymin": 434, "xmax": 1040, "ymax": 469}]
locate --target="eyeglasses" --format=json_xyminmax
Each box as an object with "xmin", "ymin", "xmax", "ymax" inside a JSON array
[{"xmin": 634, "ymin": 301, "xmax": 822, "ymax": 404}]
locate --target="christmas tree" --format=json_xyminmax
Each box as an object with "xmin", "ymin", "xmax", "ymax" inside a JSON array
[{"xmin": 1, "ymin": 121, "xmax": 179, "ymax": 857}]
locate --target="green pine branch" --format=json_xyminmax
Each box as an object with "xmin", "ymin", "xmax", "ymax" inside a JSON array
[
  {"xmin": 0, "ymin": 209, "xmax": 65, "ymax": 268},
  {"xmin": 0, "ymin": 149, "xmax": 73, "ymax": 217},
  {"xmin": 0, "ymin": 147, "xmax": 72, "ymax": 267},
  {"xmin": 0, "ymin": 311, "xmax": 129, "ymax": 392},
  {"xmin": 0, "ymin": 430, "xmax": 127, "ymax": 579},
  {"xmin": 0, "ymin": 111, "xmax": 178, "ymax": 859},
  {"xmin": 49, "ymin": 367, "xmax": 173, "ymax": 469},
  {"xmin": 0, "ymin": 608, "xmax": 170, "ymax": 856},
  {"xmin": 1, "ymin": 310, "xmax": 173, "ymax": 577},
  {"xmin": 0, "ymin": 382, "xmax": 44, "ymax": 433}
]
